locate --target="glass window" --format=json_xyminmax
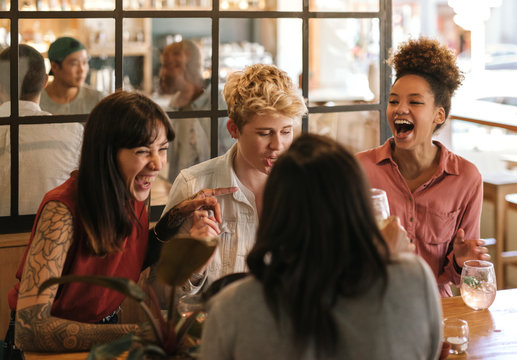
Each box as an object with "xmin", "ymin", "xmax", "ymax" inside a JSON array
[
  {"xmin": 1, "ymin": 0, "xmax": 391, "ymax": 230},
  {"xmin": 18, "ymin": 123, "xmax": 83, "ymax": 215},
  {"xmin": 19, "ymin": 18, "xmax": 113, "ymax": 115},
  {"xmin": 309, "ymin": 111, "xmax": 380, "ymax": 153},
  {"xmin": 219, "ymin": 18, "xmax": 302, "ymax": 91},
  {"xmin": 135, "ymin": 18, "xmax": 213, "ymax": 112},
  {"xmin": 0, "ymin": 125, "xmax": 9, "ymax": 216},
  {"xmin": 0, "ymin": 20, "xmax": 10, "ymax": 117},
  {"xmin": 167, "ymin": 117, "xmax": 211, "ymax": 183},
  {"xmin": 220, "ymin": 0, "xmax": 301, "ymax": 11},
  {"xmin": 309, "ymin": 18, "xmax": 380, "ymax": 107},
  {"xmin": 310, "ymin": 0, "xmax": 379, "ymax": 12},
  {"xmin": 21, "ymin": 0, "xmax": 115, "ymax": 11}
]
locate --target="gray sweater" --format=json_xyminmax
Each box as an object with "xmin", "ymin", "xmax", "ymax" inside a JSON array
[{"xmin": 201, "ymin": 253, "xmax": 442, "ymax": 360}]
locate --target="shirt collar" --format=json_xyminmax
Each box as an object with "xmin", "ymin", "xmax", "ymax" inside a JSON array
[{"xmin": 375, "ymin": 137, "xmax": 459, "ymax": 176}]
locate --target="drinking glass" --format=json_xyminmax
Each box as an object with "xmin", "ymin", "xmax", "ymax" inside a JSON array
[
  {"xmin": 371, "ymin": 188, "xmax": 390, "ymax": 228},
  {"xmin": 443, "ymin": 318, "xmax": 469, "ymax": 355},
  {"xmin": 460, "ymin": 260, "xmax": 497, "ymax": 310},
  {"xmin": 177, "ymin": 294, "xmax": 206, "ymax": 323}
]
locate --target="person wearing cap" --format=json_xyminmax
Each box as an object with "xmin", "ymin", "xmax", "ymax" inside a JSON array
[
  {"xmin": 0, "ymin": 44, "xmax": 83, "ymax": 216},
  {"xmin": 40, "ymin": 36, "xmax": 105, "ymax": 115}
]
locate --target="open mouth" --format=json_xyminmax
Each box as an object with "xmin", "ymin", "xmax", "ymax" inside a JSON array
[
  {"xmin": 394, "ymin": 119, "xmax": 415, "ymax": 134},
  {"xmin": 265, "ymin": 157, "xmax": 277, "ymax": 167},
  {"xmin": 135, "ymin": 175, "xmax": 155, "ymax": 189}
]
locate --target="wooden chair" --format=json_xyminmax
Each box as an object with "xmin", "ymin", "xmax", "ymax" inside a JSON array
[{"xmin": 482, "ymin": 172, "xmax": 517, "ymax": 289}]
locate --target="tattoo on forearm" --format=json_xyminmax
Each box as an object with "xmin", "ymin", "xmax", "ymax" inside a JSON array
[{"xmin": 15, "ymin": 304, "xmax": 137, "ymax": 352}]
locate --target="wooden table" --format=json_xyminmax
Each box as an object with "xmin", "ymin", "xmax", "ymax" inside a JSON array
[
  {"xmin": 24, "ymin": 289, "xmax": 517, "ymax": 360},
  {"xmin": 442, "ymin": 288, "xmax": 517, "ymax": 359}
]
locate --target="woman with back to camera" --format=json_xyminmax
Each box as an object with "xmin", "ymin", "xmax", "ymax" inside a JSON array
[
  {"xmin": 6, "ymin": 91, "xmax": 233, "ymax": 354},
  {"xmin": 201, "ymin": 134, "xmax": 442, "ymax": 360},
  {"xmin": 357, "ymin": 37, "xmax": 489, "ymax": 297}
]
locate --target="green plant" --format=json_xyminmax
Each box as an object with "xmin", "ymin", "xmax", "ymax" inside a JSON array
[{"xmin": 38, "ymin": 234, "xmax": 218, "ymax": 359}]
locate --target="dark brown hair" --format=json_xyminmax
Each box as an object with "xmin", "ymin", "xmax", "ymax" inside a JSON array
[
  {"xmin": 247, "ymin": 134, "xmax": 389, "ymax": 358},
  {"xmin": 389, "ymin": 37, "xmax": 464, "ymax": 129},
  {"xmin": 78, "ymin": 91, "xmax": 174, "ymax": 255}
]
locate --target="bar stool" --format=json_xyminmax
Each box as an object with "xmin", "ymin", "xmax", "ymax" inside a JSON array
[{"xmin": 482, "ymin": 172, "xmax": 517, "ymax": 289}]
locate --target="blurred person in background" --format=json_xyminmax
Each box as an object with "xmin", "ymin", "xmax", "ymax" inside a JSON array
[
  {"xmin": 40, "ymin": 36, "xmax": 105, "ymax": 114},
  {"xmin": 157, "ymin": 39, "xmax": 233, "ymax": 181},
  {"xmin": 0, "ymin": 44, "xmax": 83, "ymax": 216}
]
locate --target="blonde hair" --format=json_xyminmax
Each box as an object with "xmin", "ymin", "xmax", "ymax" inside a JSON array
[{"xmin": 223, "ymin": 64, "xmax": 307, "ymax": 130}]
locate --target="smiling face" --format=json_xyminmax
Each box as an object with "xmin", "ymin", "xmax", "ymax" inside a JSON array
[
  {"xmin": 51, "ymin": 49, "xmax": 89, "ymax": 88},
  {"xmin": 229, "ymin": 112, "xmax": 295, "ymax": 175},
  {"xmin": 159, "ymin": 44, "xmax": 189, "ymax": 94},
  {"xmin": 387, "ymin": 74, "xmax": 445, "ymax": 150},
  {"xmin": 117, "ymin": 123, "xmax": 169, "ymax": 202}
]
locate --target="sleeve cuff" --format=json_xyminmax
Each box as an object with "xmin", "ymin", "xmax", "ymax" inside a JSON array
[{"xmin": 453, "ymin": 255, "xmax": 463, "ymax": 274}]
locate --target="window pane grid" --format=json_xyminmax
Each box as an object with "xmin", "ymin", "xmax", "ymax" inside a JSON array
[{"xmin": 0, "ymin": 0, "xmax": 391, "ymax": 232}]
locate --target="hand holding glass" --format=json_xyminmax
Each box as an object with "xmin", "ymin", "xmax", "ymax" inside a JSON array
[
  {"xmin": 460, "ymin": 260, "xmax": 497, "ymax": 310},
  {"xmin": 371, "ymin": 188, "xmax": 390, "ymax": 228}
]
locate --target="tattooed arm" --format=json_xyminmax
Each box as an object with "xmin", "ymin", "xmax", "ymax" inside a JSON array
[{"xmin": 14, "ymin": 201, "xmax": 151, "ymax": 352}]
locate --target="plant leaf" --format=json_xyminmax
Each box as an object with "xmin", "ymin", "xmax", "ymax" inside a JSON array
[
  {"xmin": 156, "ymin": 235, "xmax": 218, "ymax": 287},
  {"xmin": 38, "ymin": 275, "xmax": 147, "ymax": 302},
  {"xmin": 463, "ymin": 275, "xmax": 481, "ymax": 289},
  {"xmin": 86, "ymin": 333, "xmax": 134, "ymax": 360}
]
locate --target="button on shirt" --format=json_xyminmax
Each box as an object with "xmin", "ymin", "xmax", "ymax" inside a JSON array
[
  {"xmin": 163, "ymin": 143, "xmax": 258, "ymax": 288},
  {"xmin": 356, "ymin": 139, "xmax": 483, "ymax": 297}
]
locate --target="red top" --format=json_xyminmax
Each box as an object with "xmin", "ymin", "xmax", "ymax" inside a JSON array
[
  {"xmin": 356, "ymin": 139, "xmax": 482, "ymax": 297},
  {"xmin": 8, "ymin": 173, "xmax": 149, "ymax": 323}
]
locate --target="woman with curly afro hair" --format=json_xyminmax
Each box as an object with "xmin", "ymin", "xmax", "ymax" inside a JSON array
[{"xmin": 357, "ymin": 37, "xmax": 490, "ymax": 297}]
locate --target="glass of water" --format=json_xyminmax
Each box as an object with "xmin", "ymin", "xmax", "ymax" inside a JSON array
[
  {"xmin": 371, "ymin": 188, "xmax": 390, "ymax": 228},
  {"xmin": 460, "ymin": 260, "xmax": 497, "ymax": 310},
  {"xmin": 443, "ymin": 318, "xmax": 469, "ymax": 355}
]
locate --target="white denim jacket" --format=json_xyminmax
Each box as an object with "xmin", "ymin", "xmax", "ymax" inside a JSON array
[{"xmin": 162, "ymin": 143, "xmax": 258, "ymax": 291}]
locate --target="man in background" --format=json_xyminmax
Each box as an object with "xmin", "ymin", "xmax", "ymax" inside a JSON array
[
  {"xmin": 0, "ymin": 44, "xmax": 83, "ymax": 216},
  {"xmin": 157, "ymin": 39, "xmax": 233, "ymax": 181},
  {"xmin": 40, "ymin": 36, "xmax": 105, "ymax": 114}
]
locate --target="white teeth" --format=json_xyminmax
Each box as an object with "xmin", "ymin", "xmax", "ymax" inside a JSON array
[{"xmin": 394, "ymin": 119, "xmax": 413, "ymax": 125}]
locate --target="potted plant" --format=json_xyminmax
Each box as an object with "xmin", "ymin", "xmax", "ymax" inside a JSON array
[{"xmin": 38, "ymin": 234, "xmax": 218, "ymax": 359}]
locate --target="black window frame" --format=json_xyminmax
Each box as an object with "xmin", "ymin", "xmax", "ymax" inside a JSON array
[{"xmin": 0, "ymin": 0, "xmax": 392, "ymax": 233}]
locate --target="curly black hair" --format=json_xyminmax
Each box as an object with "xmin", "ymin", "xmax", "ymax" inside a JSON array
[{"xmin": 388, "ymin": 37, "xmax": 464, "ymax": 125}]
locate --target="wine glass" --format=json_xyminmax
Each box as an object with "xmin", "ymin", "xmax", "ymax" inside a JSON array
[
  {"xmin": 371, "ymin": 188, "xmax": 390, "ymax": 228},
  {"xmin": 460, "ymin": 260, "xmax": 497, "ymax": 310}
]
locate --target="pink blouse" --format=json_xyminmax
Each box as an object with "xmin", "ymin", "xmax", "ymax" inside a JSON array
[{"xmin": 356, "ymin": 139, "xmax": 483, "ymax": 297}]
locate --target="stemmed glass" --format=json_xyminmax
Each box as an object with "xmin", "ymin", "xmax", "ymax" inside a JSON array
[
  {"xmin": 371, "ymin": 188, "xmax": 390, "ymax": 229},
  {"xmin": 460, "ymin": 260, "xmax": 497, "ymax": 310}
]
